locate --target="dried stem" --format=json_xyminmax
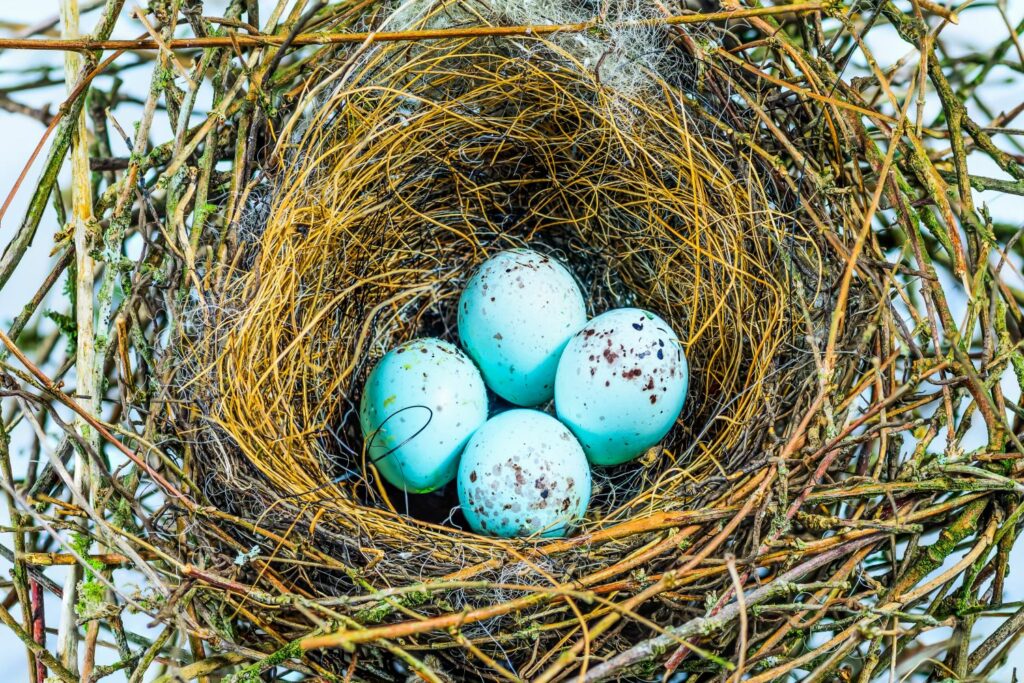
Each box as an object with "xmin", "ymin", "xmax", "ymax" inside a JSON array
[{"xmin": 0, "ymin": 4, "xmax": 826, "ymax": 52}]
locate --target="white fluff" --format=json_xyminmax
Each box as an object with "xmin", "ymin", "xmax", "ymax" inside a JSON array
[{"xmin": 386, "ymin": 0, "xmax": 683, "ymax": 97}]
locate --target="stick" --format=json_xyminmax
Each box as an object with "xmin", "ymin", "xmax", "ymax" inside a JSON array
[
  {"xmin": 0, "ymin": 5, "xmax": 824, "ymax": 52},
  {"xmin": 581, "ymin": 536, "xmax": 881, "ymax": 682}
]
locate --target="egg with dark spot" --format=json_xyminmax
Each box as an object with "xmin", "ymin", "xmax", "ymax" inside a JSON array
[
  {"xmin": 360, "ymin": 338, "xmax": 488, "ymax": 492},
  {"xmin": 555, "ymin": 308, "xmax": 688, "ymax": 466},
  {"xmin": 458, "ymin": 249, "xmax": 587, "ymax": 406},
  {"xmin": 458, "ymin": 409, "xmax": 591, "ymax": 538}
]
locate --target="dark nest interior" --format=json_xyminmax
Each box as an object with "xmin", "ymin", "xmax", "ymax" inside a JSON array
[{"xmin": 0, "ymin": 0, "xmax": 1021, "ymax": 681}]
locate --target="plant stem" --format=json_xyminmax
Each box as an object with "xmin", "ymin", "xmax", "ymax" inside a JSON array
[
  {"xmin": 56, "ymin": 0, "xmax": 98, "ymax": 673},
  {"xmin": 0, "ymin": 4, "xmax": 825, "ymax": 52}
]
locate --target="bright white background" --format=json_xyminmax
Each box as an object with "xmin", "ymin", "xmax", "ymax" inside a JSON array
[{"xmin": 0, "ymin": 1, "xmax": 1021, "ymax": 680}]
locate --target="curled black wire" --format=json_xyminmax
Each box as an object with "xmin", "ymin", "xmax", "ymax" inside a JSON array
[{"xmin": 277, "ymin": 403, "xmax": 435, "ymax": 502}]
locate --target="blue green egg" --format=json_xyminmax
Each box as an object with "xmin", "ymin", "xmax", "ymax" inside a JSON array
[
  {"xmin": 458, "ymin": 249, "xmax": 587, "ymax": 406},
  {"xmin": 554, "ymin": 308, "xmax": 688, "ymax": 466},
  {"xmin": 359, "ymin": 338, "xmax": 488, "ymax": 492},
  {"xmin": 458, "ymin": 409, "xmax": 591, "ymax": 538}
]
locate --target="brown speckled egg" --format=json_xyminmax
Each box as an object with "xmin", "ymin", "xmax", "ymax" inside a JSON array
[
  {"xmin": 554, "ymin": 308, "xmax": 688, "ymax": 466},
  {"xmin": 458, "ymin": 409, "xmax": 591, "ymax": 538}
]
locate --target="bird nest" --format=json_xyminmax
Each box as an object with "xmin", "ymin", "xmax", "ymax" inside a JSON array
[
  {"xmin": 5, "ymin": 1, "xmax": 1019, "ymax": 682},
  {"xmin": 179, "ymin": 6, "xmax": 874, "ymax": 677}
]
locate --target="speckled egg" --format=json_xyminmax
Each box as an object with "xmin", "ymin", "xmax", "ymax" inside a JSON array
[
  {"xmin": 554, "ymin": 308, "xmax": 688, "ymax": 466},
  {"xmin": 360, "ymin": 338, "xmax": 488, "ymax": 493},
  {"xmin": 458, "ymin": 409, "xmax": 591, "ymax": 538},
  {"xmin": 458, "ymin": 249, "xmax": 587, "ymax": 406}
]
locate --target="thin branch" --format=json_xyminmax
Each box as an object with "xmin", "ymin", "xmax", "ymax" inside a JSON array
[{"xmin": 0, "ymin": 4, "xmax": 824, "ymax": 52}]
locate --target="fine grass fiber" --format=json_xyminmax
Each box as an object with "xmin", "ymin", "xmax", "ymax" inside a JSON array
[{"xmin": 185, "ymin": 27, "xmax": 826, "ymax": 565}]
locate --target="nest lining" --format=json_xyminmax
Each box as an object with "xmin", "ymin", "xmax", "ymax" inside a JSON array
[{"xmin": 184, "ymin": 28, "xmax": 830, "ymax": 570}]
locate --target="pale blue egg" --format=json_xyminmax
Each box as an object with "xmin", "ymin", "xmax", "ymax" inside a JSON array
[
  {"xmin": 554, "ymin": 308, "xmax": 688, "ymax": 466},
  {"xmin": 458, "ymin": 409, "xmax": 591, "ymax": 538},
  {"xmin": 359, "ymin": 338, "xmax": 488, "ymax": 492},
  {"xmin": 458, "ymin": 249, "xmax": 587, "ymax": 406}
]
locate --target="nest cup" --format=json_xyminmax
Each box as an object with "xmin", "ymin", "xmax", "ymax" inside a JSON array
[{"xmin": 184, "ymin": 5, "xmax": 840, "ymax": 671}]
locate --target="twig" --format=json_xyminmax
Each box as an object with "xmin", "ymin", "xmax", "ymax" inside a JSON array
[
  {"xmin": 0, "ymin": 420, "xmax": 35, "ymax": 681},
  {"xmin": 0, "ymin": 4, "xmax": 824, "ymax": 52},
  {"xmin": 30, "ymin": 581, "xmax": 45, "ymax": 683},
  {"xmin": 581, "ymin": 537, "xmax": 881, "ymax": 681},
  {"xmin": 0, "ymin": 600, "xmax": 78, "ymax": 683},
  {"xmin": 726, "ymin": 556, "xmax": 747, "ymax": 683},
  {"xmin": 0, "ymin": 1, "xmax": 125, "ymax": 289}
]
